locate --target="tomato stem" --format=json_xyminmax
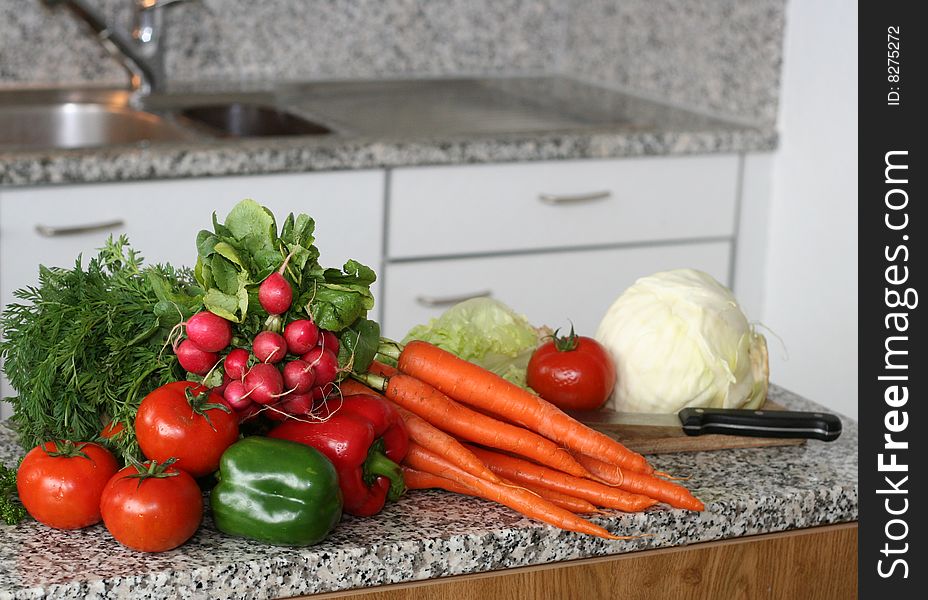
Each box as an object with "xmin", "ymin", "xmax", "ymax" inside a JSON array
[
  {"xmin": 123, "ymin": 457, "xmax": 180, "ymax": 485},
  {"xmin": 42, "ymin": 440, "xmax": 90, "ymax": 460},
  {"xmin": 551, "ymin": 323, "xmax": 579, "ymax": 352},
  {"xmin": 184, "ymin": 386, "xmax": 231, "ymax": 432}
]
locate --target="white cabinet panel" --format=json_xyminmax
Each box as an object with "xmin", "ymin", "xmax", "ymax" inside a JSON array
[
  {"xmin": 382, "ymin": 241, "xmax": 731, "ymax": 340},
  {"xmin": 389, "ymin": 155, "xmax": 738, "ymax": 259},
  {"xmin": 0, "ymin": 171, "xmax": 384, "ymax": 310}
]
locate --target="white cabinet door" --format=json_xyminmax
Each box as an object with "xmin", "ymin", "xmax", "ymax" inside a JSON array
[
  {"xmin": 389, "ymin": 155, "xmax": 738, "ymax": 259},
  {"xmin": 0, "ymin": 171, "xmax": 384, "ymax": 419},
  {"xmin": 0, "ymin": 171, "xmax": 384, "ymax": 310},
  {"xmin": 382, "ymin": 241, "xmax": 731, "ymax": 340}
]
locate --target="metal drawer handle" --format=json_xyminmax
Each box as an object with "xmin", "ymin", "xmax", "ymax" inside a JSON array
[
  {"xmin": 35, "ymin": 219, "xmax": 125, "ymax": 237},
  {"xmin": 538, "ymin": 190, "xmax": 612, "ymax": 205},
  {"xmin": 416, "ymin": 290, "xmax": 491, "ymax": 308}
]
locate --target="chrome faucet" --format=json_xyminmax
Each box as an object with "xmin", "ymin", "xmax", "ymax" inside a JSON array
[{"xmin": 42, "ymin": 0, "xmax": 192, "ymax": 100}]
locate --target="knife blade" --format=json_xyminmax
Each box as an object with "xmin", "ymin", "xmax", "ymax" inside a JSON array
[{"xmin": 678, "ymin": 407, "xmax": 842, "ymax": 441}]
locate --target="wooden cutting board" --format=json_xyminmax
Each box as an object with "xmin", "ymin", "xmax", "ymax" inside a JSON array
[{"xmin": 574, "ymin": 400, "xmax": 806, "ymax": 455}]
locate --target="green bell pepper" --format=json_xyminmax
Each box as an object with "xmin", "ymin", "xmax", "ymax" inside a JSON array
[{"xmin": 211, "ymin": 436, "xmax": 342, "ymax": 546}]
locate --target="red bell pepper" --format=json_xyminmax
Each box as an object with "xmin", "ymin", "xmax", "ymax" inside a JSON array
[{"xmin": 268, "ymin": 393, "xmax": 409, "ymax": 517}]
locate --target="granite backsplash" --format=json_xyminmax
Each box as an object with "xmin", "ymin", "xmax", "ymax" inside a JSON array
[
  {"xmin": 565, "ymin": 0, "xmax": 786, "ymax": 126},
  {"xmin": 0, "ymin": 0, "xmax": 784, "ymax": 125}
]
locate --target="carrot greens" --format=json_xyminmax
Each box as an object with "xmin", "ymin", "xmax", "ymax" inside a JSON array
[
  {"xmin": 0, "ymin": 237, "xmax": 197, "ymax": 463},
  {"xmin": 0, "ymin": 462, "xmax": 26, "ymax": 525}
]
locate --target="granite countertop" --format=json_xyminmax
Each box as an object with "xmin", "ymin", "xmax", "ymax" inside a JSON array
[
  {"xmin": 0, "ymin": 77, "xmax": 777, "ymax": 187},
  {"xmin": 0, "ymin": 384, "xmax": 857, "ymax": 600}
]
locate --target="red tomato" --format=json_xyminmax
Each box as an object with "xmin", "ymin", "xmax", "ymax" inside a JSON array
[
  {"xmin": 526, "ymin": 329, "xmax": 617, "ymax": 411},
  {"xmin": 135, "ymin": 381, "xmax": 239, "ymax": 478},
  {"xmin": 100, "ymin": 420, "xmax": 126, "ymax": 440},
  {"xmin": 100, "ymin": 460, "xmax": 203, "ymax": 552},
  {"xmin": 16, "ymin": 441, "xmax": 118, "ymax": 529}
]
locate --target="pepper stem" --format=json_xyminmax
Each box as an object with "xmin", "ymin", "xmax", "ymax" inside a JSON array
[{"xmin": 363, "ymin": 439, "xmax": 406, "ymax": 502}]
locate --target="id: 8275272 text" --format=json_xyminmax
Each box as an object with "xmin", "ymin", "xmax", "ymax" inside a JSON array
[{"xmin": 887, "ymin": 26, "xmax": 901, "ymax": 106}]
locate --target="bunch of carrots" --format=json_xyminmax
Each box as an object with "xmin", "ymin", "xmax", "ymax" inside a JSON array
[{"xmin": 348, "ymin": 340, "xmax": 704, "ymax": 540}]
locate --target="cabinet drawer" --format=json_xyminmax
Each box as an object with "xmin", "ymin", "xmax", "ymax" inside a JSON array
[
  {"xmin": 381, "ymin": 241, "xmax": 731, "ymax": 339},
  {"xmin": 389, "ymin": 155, "xmax": 738, "ymax": 259},
  {"xmin": 0, "ymin": 171, "xmax": 385, "ymax": 312}
]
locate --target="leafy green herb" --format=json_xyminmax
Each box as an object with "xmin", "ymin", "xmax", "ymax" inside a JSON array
[
  {"xmin": 0, "ymin": 462, "xmax": 26, "ymax": 525},
  {"xmin": 305, "ymin": 260, "xmax": 377, "ymax": 332},
  {"xmin": 338, "ymin": 318, "xmax": 381, "ymax": 373},
  {"xmin": 0, "ymin": 237, "xmax": 197, "ymax": 463}
]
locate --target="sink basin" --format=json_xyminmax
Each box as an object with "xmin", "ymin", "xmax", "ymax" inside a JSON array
[
  {"xmin": 0, "ymin": 103, "xmax": 196, "ymax": 151},
  {"xmin": 176, "ymin": 103, "xmax": 331, "ymax": 138}
]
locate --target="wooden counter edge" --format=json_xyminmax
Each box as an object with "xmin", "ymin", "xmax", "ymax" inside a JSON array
[{"xmin": 294, "ymin": 522, "xmax": 858, "ymax": 600}]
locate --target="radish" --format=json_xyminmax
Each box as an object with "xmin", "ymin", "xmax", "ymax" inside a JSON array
[
  {"xmin": 224, "ymin": 348, "xmax": 251, "ymax": 380},
  {"xmin": 244, "ymin": 363, "xmax": 284, "ymax": 404},
  {"xmin": 311, "ymin": 386, "xmax": 328, "ymax": 402},
  {"xmin": 302, "ymin": 347, "xmax": 338, "ymax": 387},
  {"xmin": 318, "ymin": 330, "xmax": 340, "ymax": 355},
  {"xmin": 259, "ymin": 272, "xmax": 293, "ymax": 315},
  {"xmin": 176, "ymin": 339, "xmax": 219, "ymax": 375},
  {"xmin": 185, "ymin": 311, "xmax": 232, "ymax": 352},
  {"xmin": 282, "ymin": 359, "xmax": 315, "ymax": 394},
  {"xmin": 253, "ymin": 331, "xmax": 287, "ymax": 364},
  {"xmin": 280, "ymin": 392, "xmax": 314, "ymax": 416},
  {"xmin": 213, "ymin": 374, "xmax": 233, "ymax": 396},
  {"xmin": 265, "ymin": 403, "xmax": 289, "ymax": 421},
  {"xmin": 284, "ymin": 319, "xmax": 319, "ymax": 355},
  {"xmin": 223, "ymin": 380, "xmax": 252, "ymax": 411},
  {"xmin": 237, "ymin": 402, "xmax": 263, "ymax": 423}
]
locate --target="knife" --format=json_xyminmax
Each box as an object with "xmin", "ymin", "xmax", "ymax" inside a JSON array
[
  {"xmin": 570, "ymin": 406, "xmax": 842, "ymax": 442},
  {"xmin": 678, "ymin": 407, "xmax": 842, "ymax": 442}
]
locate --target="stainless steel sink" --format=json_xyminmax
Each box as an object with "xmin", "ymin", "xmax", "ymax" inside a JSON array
[
  {"xmin": 0, "ymin": 101, "xmax": 196, "ymax": 151},
  {"xmin": 0, "ymin": 88, "xmax": 333, "ymax": 151},
  {"xmin": 176, "ymin": 103, "xmax": 331, "ymax": 138},
  {"xmin": 0, "ymin": 77, "xmax": 674, "ymax": 152}
]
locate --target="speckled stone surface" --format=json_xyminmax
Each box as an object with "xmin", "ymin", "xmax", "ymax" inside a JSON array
[
  {"xmin": 164, "ymin": 0, "xmax": 567, "ymax": 84},
  {"xmin": 0, "ymin": 77, "xmax": 776, "ymax": 186},
  {"xmin": 566, "ymin": 0, "xmax": 787, "ymax": 125},
  {"xmin": 0, "ymin": 0, "xmax": 784, "ymax": 126},
  {"xmin": 0, "ymin": 0, "xmax": 566, "ymax": 89},
  {"xmin": 0, "ymin": 384, "xmax": 857, "ymax": 600},
  {"xmin": 0, "ymin": 0, "xmax": 129, "ymax": 88}
]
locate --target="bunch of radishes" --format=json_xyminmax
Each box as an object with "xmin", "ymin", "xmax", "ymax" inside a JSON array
[{"xmin": 174, "ymin": 269, "xmax": 341, "ymax": 422}]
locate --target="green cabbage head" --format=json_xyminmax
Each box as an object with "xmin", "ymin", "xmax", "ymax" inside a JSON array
[{"xmin": 595, "ymin": 269, "xmax": 769, "ymax": 413}]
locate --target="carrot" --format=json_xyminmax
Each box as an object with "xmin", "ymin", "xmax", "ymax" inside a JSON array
[
  {"xmin": 571, "ymin": 451, "xmax": 625, "ymax": 486},
  {"xmin": 394, "ymin": 402, "xmax": 502, "ymax": 483},
  {"xmin": 356, "ymin": 372, "xmax": 597, "ymax": 481},
  {"xmin": 499, "ymin": 476, "xmax": 600, "ymax": 514},
  {"xmin": 369, "ymin": 360, "xmax": 399, "ymax": 378},
  {"xmin": 343, "ymin": 373, "xmax": 502, "ymax": 483},
  {"xmin": 571, "ymin": 452, "xmax": 704, "ymax": 511},
  {"xmin": 337, "ymin": 378, "xmax": 384, "ymax": 398},
  {"xmin": 467, "ymin": 445, "xmax": 658, "ymax": 513},
  {"xmin": 405, "ymin": 466, "xmax": 598, "ymax": 515},
  {"xmin": 404, "ymin": 443, "xmax": 628, "ymax": 540},
  {"xmin": 403, "ymin": 466, "xmax": 476, "ymax": 495},
  {"xmin": 393, "ymin": 340, "xmax": 653, "ymax": 474}
]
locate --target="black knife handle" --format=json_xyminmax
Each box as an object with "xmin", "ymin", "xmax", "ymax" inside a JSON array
[{"xmin": 677, "ymin": 407, "xmax": 843, "ymax": 442}]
